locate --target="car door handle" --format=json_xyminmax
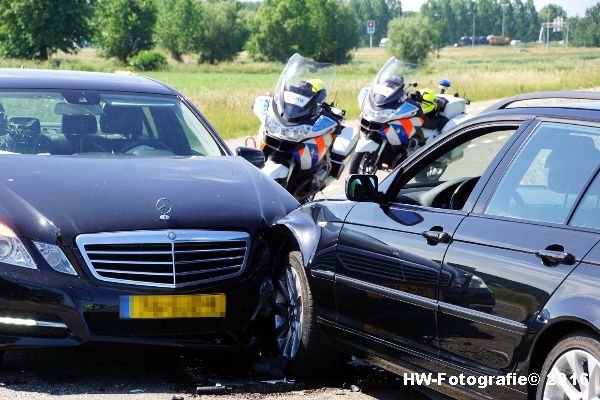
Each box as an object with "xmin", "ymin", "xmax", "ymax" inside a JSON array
[
  {"xmin": 422, "ymin": 230, "xmax": 451, "ymax": 244},
  {"xmin": 535, "ymin": 249, "xmax": 575, "ymax": 266}
]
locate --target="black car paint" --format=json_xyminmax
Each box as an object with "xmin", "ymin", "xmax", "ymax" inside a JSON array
[
  {"xmin": 0, "ymin": 155, "xmax": 294, "ymax": 244},
  {"xmin": 0, "ymin": 69, "xmax": 300, "ymax": 349},
  {"xmin": 278, "ymin": 106, "xmax": 600, "ymax": 399}
]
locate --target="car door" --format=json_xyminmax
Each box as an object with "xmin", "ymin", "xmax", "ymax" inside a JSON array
[
  {"xmin": 334, "ymin": 121, "xmax": 525, "ymax": 369},
  {"xmin": 437, "ymin": 121, "xmax": 600, "ymax": 396}
]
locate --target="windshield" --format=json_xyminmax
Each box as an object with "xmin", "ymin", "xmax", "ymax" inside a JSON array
[
  {"xmin": 371, "ymin": 57, "xmax": 420, "ymax": 107},
  {"xmin": 273, "ymin": 53, "xmax": 335, "ymax": 121},
  {"xmin": 0, "ymin": 91, "xmax": 222, "ymax": 157}
]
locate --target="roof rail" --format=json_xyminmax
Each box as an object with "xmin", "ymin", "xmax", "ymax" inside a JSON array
[{"xmin": 482, "ymin": 91, "xmax": 600, "ymax": 113}]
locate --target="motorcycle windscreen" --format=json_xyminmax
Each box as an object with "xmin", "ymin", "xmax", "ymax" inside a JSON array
[
  {"xmin": 370, "ymin": 57, "xmax": 420, "ymax": 107},
  {"xmin": 274, "ymin": 53, "xmax": 335, "ymax": 121}
]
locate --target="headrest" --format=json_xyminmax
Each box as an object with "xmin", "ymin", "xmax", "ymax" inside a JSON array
[
  {"xmin": 546, "ymin": 135, "xmax": 599, "ymax": 193},
  {"xmin": 62, "ymin": 114, "xmax": 97, "ymax": 135},
  {"xmin": 8, "ymin": 117, "xmax": 41, "ymax": 142},
  {"xmin": 99, "ymin": 105, "xmax": 144, "ymax": 137}
]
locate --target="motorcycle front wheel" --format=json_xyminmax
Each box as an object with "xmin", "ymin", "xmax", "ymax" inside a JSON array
[{"xmin": 348, "ymin": 151, "xmax": 379, "ymax": 174}]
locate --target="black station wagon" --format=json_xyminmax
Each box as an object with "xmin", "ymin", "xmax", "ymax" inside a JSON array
[{"xmin": 274, "ymin": 92, "xmax": 600, "ymax": 399}]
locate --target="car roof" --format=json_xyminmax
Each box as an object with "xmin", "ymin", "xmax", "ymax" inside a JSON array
[
  {"xmin": 478, "ymin": 106, "xmax": 600, "ymax": 124},
  {"xmin": 0, "ymin": 69, "xmax": 174, "ymax": 95},
  {"xmin": 477, "ymin": 91, "xmax": 600, "ymax": 123}
]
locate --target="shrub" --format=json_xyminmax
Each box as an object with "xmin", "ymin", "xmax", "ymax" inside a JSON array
[
  {"xmin": 130, "ymin": 50, "xmax": 168, "ymax": 71},
  {"xmin": 387, "ymin": 16, "xmax": 433, "ymax": 65},
  {"xmin": 246, "ymin": 0, "xmax": 358, "ymax": 64},
  {"xmin": 196, "ymin": 0, "xmax": 248, "ymax": 64},
  {"xmin": 156, "ymin": 0, "xmax": 201, "ymax": 62},
  {"xmin": 0, "ymin": 0, "xmax": 95, "ymax": 61},
  {"xmin": 96, "ymin": 0, "xmax": 158, "ymax": 64}
]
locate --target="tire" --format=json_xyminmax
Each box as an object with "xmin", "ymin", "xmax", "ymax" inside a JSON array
[
  {"xmin": 537, "ymin": 331, "xmax": 600, "ymax": 400},
  {"xmin": 348, "ymin": 151, "xmax": 378, "ymax": 175},
  {"xmin": 272, "ymin": 251, "xmax": 347, "ymax": 378}
]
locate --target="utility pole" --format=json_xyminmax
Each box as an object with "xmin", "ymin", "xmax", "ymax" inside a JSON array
[
  {"xmin": 434, "ymin": 12, "xmax": 441, "ymax": 59},
  {"xmin": 546, "ymin": 10, "xmax": 551, "ymax": 52},
  {"xmin": 501, "ymin": 3, "xmax": 508, "ymax": 37},
  {"xmin": 472, "ymin": 2, "xmax": 476, "ymax": 48}
]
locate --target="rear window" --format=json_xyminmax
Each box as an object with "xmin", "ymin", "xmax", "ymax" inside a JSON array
[
  {"xmin": 485, "ymin": 122, "xmax": 600, "ymax": 224},
  {"xmin": 0, "ymin": 91, "xmax": 222, "ymax": 157},
  {"xmin": 571, "ymin": 172, "xmax": 600, "ymax": 230}
]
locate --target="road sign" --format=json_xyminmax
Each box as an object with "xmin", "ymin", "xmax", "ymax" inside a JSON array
[
  {"xmin": 367, "ymin": 20, "xmax": 375, "ymax": 34},
  {"xmin": 553, "ymin": 16, "xmax": 564, "ymax": 32}
]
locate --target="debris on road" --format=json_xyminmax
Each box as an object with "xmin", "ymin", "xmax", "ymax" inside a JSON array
[
  {"xmin": 350, "ymin": 385, "xmax": 361, "ymax": 393},
  {"xmin": 196, "ymin": 383, "xmax": 232, "ymax": 395},
  {"xmin": 260, "ymin": 378, "xmax": 295, "ymax": 385}
]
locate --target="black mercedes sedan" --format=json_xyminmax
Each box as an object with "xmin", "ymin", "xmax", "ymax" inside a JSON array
[
  {"xmin": 276, "ymin": 92, "xmax": 600, "ymax": 398},
  {"xmin": 0, "ymin": 69, "xmax": 303, "ymax": 359}
]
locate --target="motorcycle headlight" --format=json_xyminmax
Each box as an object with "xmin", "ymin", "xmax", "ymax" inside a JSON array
[
  {"xmin": 0, "ymin": 223, "xmax": 36, "ymax": 269},
  {"xmin": 361, "ymin": 103, "xmax": 395, "ymax": 124},
  {"xmin": 265, "ymin": 114, "xmax": 312, "ymax": 142},
  {"xmin": 34, "ymin": 242, "xmax": 77, "ymax": 276}
]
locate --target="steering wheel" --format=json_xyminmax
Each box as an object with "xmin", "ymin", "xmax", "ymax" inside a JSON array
[
  {"xmin": 449, "ymin": 177, "xmax": 480, "ymax": 210},
  {"xmin": 120, "ymin": 140, "xmax": 174, "ymax": 154}
]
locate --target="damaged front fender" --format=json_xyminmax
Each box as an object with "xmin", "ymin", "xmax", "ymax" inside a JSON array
[{"xmin": 269, "ymin": 200, "xmax": 357, "ymax": 268}]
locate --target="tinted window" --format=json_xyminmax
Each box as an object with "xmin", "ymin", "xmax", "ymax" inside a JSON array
[
  {"xmin": 0, "ymin": 91, "xmax": 222, "ymax": 157},
  {"xmin": 486, "ymin": 122, "xmax": 600, "ymax": 224},
  {"xmin": 571, "ymin": 172, "xmax": 600, "ymax": 230},
  {"xmin": 407, "ymin": 129, "xmax": 515, "ymax": 185}
]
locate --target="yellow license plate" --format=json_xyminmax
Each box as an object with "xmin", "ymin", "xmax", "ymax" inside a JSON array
[{"xmin": 119, "ymin": 294, "xmax": 226, "ymax": 319}]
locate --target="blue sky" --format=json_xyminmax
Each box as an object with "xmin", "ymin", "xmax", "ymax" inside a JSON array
[{"xmin": 403, "ymin": 0, "xmax": 596, "ymax": 16}]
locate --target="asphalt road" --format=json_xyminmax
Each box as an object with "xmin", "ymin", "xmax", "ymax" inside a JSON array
[{"xmin": 0, "ymin": 347, "xmax": 431, "ymax": 400}]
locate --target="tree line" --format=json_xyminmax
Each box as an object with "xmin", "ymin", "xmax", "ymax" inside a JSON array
[
  {"xmin": 0, "ymin": 0, "xmax": 598, "ymax": 69},
  {"xmin": 0, "ymin": 0, "xmax": 399, "ymax": 66}
]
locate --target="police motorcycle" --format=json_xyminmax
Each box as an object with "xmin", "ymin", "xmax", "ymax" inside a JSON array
[
  {"xmin": 252, "ymin": 53, "xmax": 358, "ymax": 202},
  {"xmin": 350, "ymin": 57, "xmax": 471, "ymax": 177}
]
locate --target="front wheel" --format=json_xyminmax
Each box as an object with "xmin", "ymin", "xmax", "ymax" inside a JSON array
[
  {"xmin": 272, "ymin": 251, "xmax": 346, "ymax": 378},
  {"xmin": 348, "ymin": 151, "xmax": 379, "ymax": 174},
  {"xmin": 537, "ymin": 331, "xmax": 600, "ymax": 400}
]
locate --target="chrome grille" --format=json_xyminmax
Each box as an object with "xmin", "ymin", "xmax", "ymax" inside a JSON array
[{"xmin": 76, "ymin": 230, "xmax": 250, "ymax": 288}]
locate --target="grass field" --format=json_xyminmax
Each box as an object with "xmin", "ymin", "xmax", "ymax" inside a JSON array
[{"xmin": 2, "ymin": 45, "xmax": 600, "ymax": 139}]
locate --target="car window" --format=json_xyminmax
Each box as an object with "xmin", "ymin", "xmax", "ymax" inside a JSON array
[
  {"xmin": 0, "ymin": 91, "xmax": 222, "ymax": 157},
  {"xmin": 393, "ymin": 127, "xmax": 516, "ymax": 210},
  {"xmin": 571, "ymin": 171, "xmax": 600, "ymax": 230},
  {"xmin": 407, "ymin": 129, "xmax": 515, "ymax": 185},
  {"xmin": 486, "ymin": 122, "xmax": 600, "ymax": 224}
]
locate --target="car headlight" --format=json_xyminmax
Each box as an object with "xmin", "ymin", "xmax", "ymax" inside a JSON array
[
  {"xmin": 34, "ymin": 242, "xmax": 77, "ymax": 276},
  {"xmin": 0, "ymin": 223, "xmax": 36, "ymax": 269},
  {"xmin": 265, "ymin": 114, "xmax": 312, "ymax": 142}
]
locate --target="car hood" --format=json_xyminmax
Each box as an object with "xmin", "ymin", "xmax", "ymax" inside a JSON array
[{"xmin": 0, "ymin": 155, "xmax": 299, "ymax": 245}]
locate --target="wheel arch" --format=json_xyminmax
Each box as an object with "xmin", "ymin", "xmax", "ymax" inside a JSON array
[
  {"xmin": 267, "ymin": 210, "xmax": 321, "ymax": 269},
  {"xmin": 526, "ymin": 302, "xmax": 600, "ymax": 399}
]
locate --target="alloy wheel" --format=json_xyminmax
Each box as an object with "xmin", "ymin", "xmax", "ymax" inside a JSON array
[
  {"xmin": 543, "ymin": 349, "xmax": 600, "ymax": 400},
  {"xmin": 273, "ymin": 265, "xmax": 303, "ymax": 360}
]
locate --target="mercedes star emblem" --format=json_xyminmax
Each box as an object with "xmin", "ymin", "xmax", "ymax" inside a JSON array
[{"xmin": 156, "ymin": 198, "xmax": 172, "ymax": 220}]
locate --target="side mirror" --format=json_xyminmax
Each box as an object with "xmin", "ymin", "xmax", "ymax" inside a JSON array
[
  {"xmin": 237, "ymin": 146, "xmax": 265, "ymax": 169},
  {"xmin": 346, "ymin": 174, "xmax": 379, "ymax": 202}
]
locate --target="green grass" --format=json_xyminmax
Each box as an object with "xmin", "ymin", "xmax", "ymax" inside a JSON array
[{"xmin": 2, "ymin": 45, "xmax": 600, "ymax": 139}]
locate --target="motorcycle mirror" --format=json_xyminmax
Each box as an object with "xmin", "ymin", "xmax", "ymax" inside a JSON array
[
  {"xmin": 237, "ymin": 146, "xmax": 265, "ymax": 169},
  {"xmin": 346, "ymin": 174, "xmax": 379, "ymax": 202}
]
